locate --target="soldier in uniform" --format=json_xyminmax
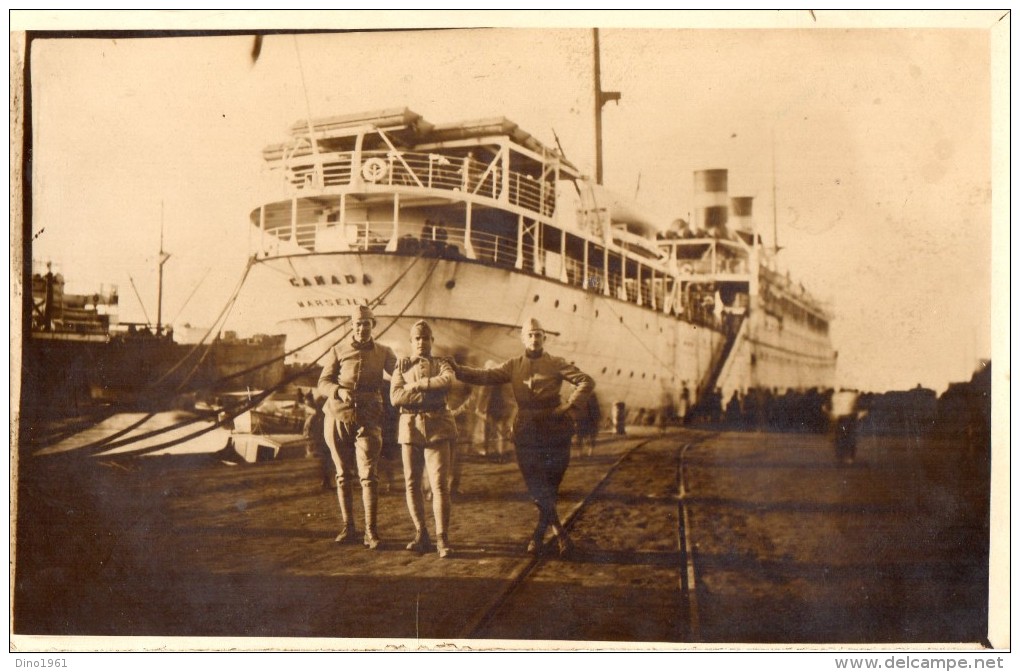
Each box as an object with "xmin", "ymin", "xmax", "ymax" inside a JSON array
[
  {"xmin": 302, "ymin": 391, "xmax": 334, "ymax": 489},
  {"xmin": 828, "ymin": 389, "xmax": 866, "ymax": 466},
  {"xmin": 451, "ymin": 317, "xmax": 594, "ymax": 558},
  {"xmin": 317, "ymin": 304, "xmax": 397, "ymax": 549},
  {"xmin": 390, "ymin": 320, "xmax": 458, "ymax": 558}
]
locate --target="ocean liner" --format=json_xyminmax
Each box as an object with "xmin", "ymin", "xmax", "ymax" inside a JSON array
[{"xmin": 237, "ymin": 107, "xmax": 837, "ymax": 417}]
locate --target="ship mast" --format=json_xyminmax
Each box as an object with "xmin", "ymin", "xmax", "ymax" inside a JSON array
[
  {"xmin": 293, "ymin": 36, "xmax": 323, "ymax": 185},
  {"xmin": 593, "ymin": 28, "xmax": 621, "ymax": 185},
  {"xmin": 771, "ymin": 127, "xmax": 782, "ymax": 255},
  {"xmin": 156, "ymin": 201, "xmax": 171, "ymax": 337}
]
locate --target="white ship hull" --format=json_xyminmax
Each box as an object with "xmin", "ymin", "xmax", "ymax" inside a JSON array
[{"xmin": 241, "ymin": 252, "xmax": 727, "ymax": 415}]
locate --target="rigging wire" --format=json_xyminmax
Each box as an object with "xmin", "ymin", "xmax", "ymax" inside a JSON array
[
  {"xmin": 127, "ymin": 275, "xmax": 153, "ymax": 327},
  {"xmin": 210, "ymin": 253, "xmax": 427, "ymax": 388},
  {"xmin": 80, "ymin": 258, "xmax": 443, "ymax": 459},
  {"xmin": 169, "ymin": 267, "xmax": 212, "ymax": 325},
  {"xmin": 31, "ymin": 259, "xmax": 260, "ymax": 454},
  {"xmin": 35, "ymin": 256, "xmax": 438, "ymax": 459},
  {"xmin": 28, "ymin": 259, "xmax": 258, "ymax": 449},
  {"xmin": 597, "ymin": 296, "xmax": 682, "ymax": 372},
  {"xmin": 147, "ymin": 257, "xmax": 257, "ymax": 392}
]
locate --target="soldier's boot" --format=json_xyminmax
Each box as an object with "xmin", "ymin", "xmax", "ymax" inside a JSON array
[
  {"xmin": 526, "ymin": 520, "xmax": 550, "ymax": 558},
  {"xmin": 406, "ymin": 476, "xmax": 428, "ymax": 548},
  {"xmin": 334, "ymin": 482, "xmax": 358, "ymax": 544},
  {"xmin": 526, "ymin": 509, "xmax": 549, "ymax": 555},
  {"xmin": 526, "ymin": 531, "xmax": 544, "ymax": 555},
  {"xmin": 363, "ymin": 483, "xmax": 381, "ymax": 550},
  {"xmin": 406, "ymin": 528, "xmax": 433, "ymax": 553},
  {"xmin": 550, "ymin": 519, "xmax": 573, "ymax": 558},
  {"xmin": 436, "ymin": 532, "xmax": 453, "ymax": 559}
]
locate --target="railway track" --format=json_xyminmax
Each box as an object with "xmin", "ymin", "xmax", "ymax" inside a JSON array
[{"xmin": 460, "ymin": 432, "xmax": 717, "ymax": 643}]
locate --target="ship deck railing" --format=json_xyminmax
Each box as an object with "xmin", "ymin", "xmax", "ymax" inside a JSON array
[
  {"xmin": 266, "ymin": 216, "xmax": 747, "ymax": 328},
  {"xmin": 660, "ymin": 237, "xmax": 754, "ymax": 277},
  {"xmin": 276, "ymin": 149, "xmax": 555, "ymax": 218}
]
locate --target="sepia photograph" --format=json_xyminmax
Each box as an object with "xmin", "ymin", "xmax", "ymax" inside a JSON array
[{"xmin": 10, "ymin": 10, "xmax": 1008, "ymax": 658}]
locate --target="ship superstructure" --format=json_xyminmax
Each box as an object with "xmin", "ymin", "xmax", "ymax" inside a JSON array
[{"xmin": 240, "ymin": 108, "xmax": 835, "ymax": 417}]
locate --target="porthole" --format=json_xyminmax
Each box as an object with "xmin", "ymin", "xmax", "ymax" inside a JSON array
[
  {"xmin": 602, "ymin": 367, "xmax": 608, "ymax": 374},
  {"xmin": 554, "ymin": 300, "xmax": 560, "ymax": 308},
  {"xmin": 619, "ymin": 316, "xmax": 623, "ymax": 323},
  {"xmin": 533, "ymin": 295, "xmax": 540, "ymax": 302},
  {"xmin": 572, "ymin": 304, "xmax": 577, "ymax": 312},
  {"xmin": 616, "ymin": 369, "xmax": 621, "ymax": 376},
  {"xmin": 629, "ymin": 371, "xmax": 634, "ymax": 378},
  {"xmin": 595, "ymin": 310, "xmax": 599, "ymax": 318}
]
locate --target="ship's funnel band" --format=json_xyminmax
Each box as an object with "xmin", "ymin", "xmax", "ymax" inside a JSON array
[
  {"xmin": 693, "ymin": 169, "xmax": 729, "ymax": 194},
  {"xmin": 731, "ymin": 196, "xmax": 755, "ymax": 232},
  {"xmin": 731, "ymin": 196, "xmax": 754, "ymax": 217},
  {"xmin": 694, "ymin": 169, "xmax": 730, "ymax": 232},
  {"xmin": 694, "ymin": 191, "xmax": 729, "ymax": 209}
]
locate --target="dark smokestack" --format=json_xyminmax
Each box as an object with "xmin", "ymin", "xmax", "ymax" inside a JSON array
[
  {"xmin": 730, "ymin": 196, "xmax": 754, "ymax": 234},
  {"xmin": 693, "ymin": 169, "xmax": 728, "ymax": 236}
]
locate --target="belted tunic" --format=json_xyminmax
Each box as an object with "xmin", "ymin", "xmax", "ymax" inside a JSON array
[
  {"xmin": 390, "ymin": 356, "xmax": 458, "ymax": 446},
  {"xmin": 457, "ymin": 351, "xmax": 594, "ymax": 448},
  {"xmin": 317, "ymin": 338, "xmax": 397, "ymax": 428}
]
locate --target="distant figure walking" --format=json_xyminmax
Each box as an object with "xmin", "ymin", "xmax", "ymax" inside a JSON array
[
  {"xmin": 656, "ymin": 391, "xmax": 672, "ymax": 433},
  {"xmin": 678, "ymin": 383, "xmax": 691, "ymax": 425},
  {"xmin": 611, "ymin": 401, "xmax": 627, "ymax": 436},
  {"xmin": 574, "ymin": 392, "xmax": 601, "ymax": 458},
  {"xmin": 302, "ymin": 392, "xmax": 334, "ymax": 489},
  {"xmin": 379, "ymin": 390, "xmax": 401, "ymax": 494},
  {"xmin": 447, "ymin": 380, "xmax": 477, "ymax": 497},
  {"xmin": 828, "ymin": 389, "xmax": 865, "ymax": 466},
  {"xmin": 709, "ymin": 387, "xmax": 724, "ymax": 425},
  {"xmin": 725, "ymin": 390, "xmax": 743, "ymax": 429},
  {"xmin": 477, "ymin": 360, "xmax": 516, "ymax": 463}
]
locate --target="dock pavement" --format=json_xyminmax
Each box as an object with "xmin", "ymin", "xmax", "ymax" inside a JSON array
[{"xmin": 12, "ymin": 426, "xmax": 990, "ymax": 648}]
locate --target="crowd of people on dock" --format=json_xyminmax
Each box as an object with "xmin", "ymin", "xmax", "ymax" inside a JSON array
[{"xmin": 682, "ymin": 386, "xmax": 835, "ymax": 433}]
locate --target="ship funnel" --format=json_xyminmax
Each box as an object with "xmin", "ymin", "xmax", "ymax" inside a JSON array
[
  {"xmin": 730, "ymin": 196, "xmax": 754, "ymax": 234},
  {"xmin": 693, "ymin": 169, "xmax": 728, "ymax": 237}
]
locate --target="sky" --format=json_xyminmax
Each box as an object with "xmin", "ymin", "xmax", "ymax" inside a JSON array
[{"xmin": 18, "ymin": 11, "xmax": 1005, "ymax": 394}]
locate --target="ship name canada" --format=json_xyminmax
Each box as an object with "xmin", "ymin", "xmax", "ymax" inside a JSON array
[{"xmin": 288, "ymin": 273, "xmax": 372, "ymax": 288}]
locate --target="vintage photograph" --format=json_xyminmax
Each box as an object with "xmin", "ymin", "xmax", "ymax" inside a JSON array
[{"xmin": 11, "ymin": 11, "xmax": 1006, "ymax": 654}]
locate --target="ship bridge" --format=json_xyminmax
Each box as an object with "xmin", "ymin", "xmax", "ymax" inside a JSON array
[{"xmin": 257, "ymin": 108, "xmax": 576, "ymax": 238}]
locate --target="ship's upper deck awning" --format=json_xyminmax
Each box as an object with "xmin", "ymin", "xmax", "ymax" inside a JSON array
[{"xmin": 270, "ymin": 107, "xmax": 577, "ymax": 173}]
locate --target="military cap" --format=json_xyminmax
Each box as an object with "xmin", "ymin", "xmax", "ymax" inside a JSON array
[
  {"xmin": 410, "ymin": 320, "xmax": 433, "ymax": 338},
  {"xmin": 351, "ymin": 304, "xmax": 376, "ymax": 323}
]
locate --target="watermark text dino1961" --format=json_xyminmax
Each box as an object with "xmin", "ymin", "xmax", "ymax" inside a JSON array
[{"xmin": 14, "ymin": 660, "xmax": 68, "ymax": 668}]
